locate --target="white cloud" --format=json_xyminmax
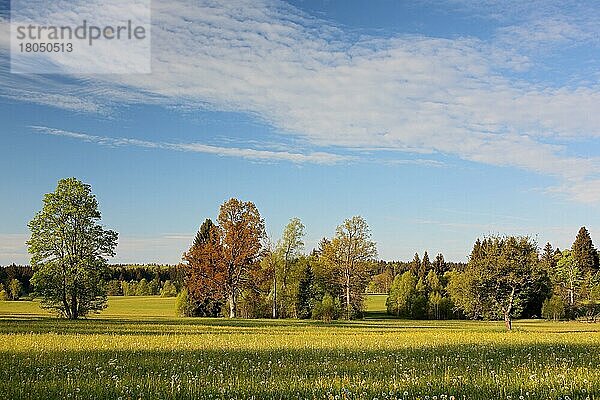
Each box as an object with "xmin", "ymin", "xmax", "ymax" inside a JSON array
[
  {"xmin": 32, "ymin": 126, "xmax": 352, "ymax": 164},
  {"xmin": 0, "ymin": 234, "xmax": 29, "ymax": 265},
  {"xmin": 3, "ymin": 0, "xmax": 600, "ymax": 202}
]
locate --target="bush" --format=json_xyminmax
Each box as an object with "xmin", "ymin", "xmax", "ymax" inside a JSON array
[
  {"xmin": 176, "ymin": 288, "xmax": 195, "ymax": 317},
  {"xmin": 160, "ymin": 280, "xmax": 177, "ymax": 297},
  {"xmin": 106, "ymin": 280, "xmax": 123, "ymax": 296},
  {"xmin": 136, "ymin": 279, "xmax": 150, "ymax": 296},
  {"xmin": 149, "ymin": 278, "xmax": 160, "ymax": 295},
  {"xmin": 0, "ymin": 283, "xmax": 7, "ymax": 301},
  {"xmin": 542, "ymin": 295, "xmax": 565, "ymax": 321},
  {"xmin": 312, "ymin": 293, "xmax": 341, "ymax": 322}
]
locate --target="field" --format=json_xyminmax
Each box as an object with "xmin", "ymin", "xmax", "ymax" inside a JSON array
[{"xmin": 1, "ymin": 297, "xmax": 600, "ymax": 399}]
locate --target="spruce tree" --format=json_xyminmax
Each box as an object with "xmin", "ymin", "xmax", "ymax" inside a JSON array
[
  {"xmin": 193, "ymin": 219, "xmax": 215, "ymax": 248},
  {"xmin": 421, "ymin": 251, "xmax": 431, "ymax": 278},
  {"xmin": 572, "ymin": 227, "xmax": 599, "ymax": 273}
]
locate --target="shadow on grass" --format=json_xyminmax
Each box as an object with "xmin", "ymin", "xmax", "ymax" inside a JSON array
[{"xmin": 0, "ymin": 316, "xmax": 519, "ymax": 336}]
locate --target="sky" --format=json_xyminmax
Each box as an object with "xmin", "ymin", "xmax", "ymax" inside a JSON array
[{"xmin": 1, "ymin": 0, "xmax": 600, "ymax": 265}]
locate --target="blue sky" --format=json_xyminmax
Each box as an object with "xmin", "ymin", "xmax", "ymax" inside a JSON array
[{"xmin": 1, "ymin": 0, "xmax": 600, "ymax": 264}]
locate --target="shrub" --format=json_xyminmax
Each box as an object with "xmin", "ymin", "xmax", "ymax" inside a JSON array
[
  {"xmin": 136, "ymin": 279, "xmax": 150, "ymax": 296},
  {"xmin": 160, "ymin": 280, "xmax": 177, "ymax": 297},
  {"xmin": 106, "ymin": 280, "xmax": 123, "ymax": 296},
  {"xmin": 0, "ymin": 283, "xmax": 7, "ymax": 301},
  {"xmin": 176, "ymin": 288, "xmax": 195, "ymax": 317},
  {"xmin": 149, "ymin": 278, "xmax": 160, "ymax": 295},
  {"xmin": 312, "ymin": 293, "xmax": 340, "ymax": 322}
]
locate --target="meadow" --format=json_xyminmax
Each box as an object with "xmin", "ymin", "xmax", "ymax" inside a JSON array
[{"xmin": 1, "ymin": 296, "xmax": 599, "ymax": 399}]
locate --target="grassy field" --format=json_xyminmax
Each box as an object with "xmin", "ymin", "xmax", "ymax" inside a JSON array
[{"xmin": 1, "ymin": 296, "xmax": 600, "ymax": 399}]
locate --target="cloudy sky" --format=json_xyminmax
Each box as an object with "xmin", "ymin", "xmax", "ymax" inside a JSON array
[{"xmin": 1, "ymin": 0, "xmax": 600, "ymax": 264}]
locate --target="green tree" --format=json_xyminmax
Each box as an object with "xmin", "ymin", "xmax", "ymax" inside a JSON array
[
  {"xmin": 275, "ymin": 217, "xmax": 305, "ymax": 318},
  {"xmin": 410, "ymin": 253, "xmax": 421, "ymax": 277},
  {"xmin": 542, "ymin": 295, "xmax": 565, "ymax": 321},
  {"xmin": 386, "ymin": 271, "xmax": 416, "ymax": 317},
  {"xmin": 421, "ymin": 251, "xmax": 431, "ymax": 278},
  {"xmin": 449, "ymin": 236, "xmax": 539, "ymax": 330},
  {"xmin": 106, "ymin": 279, "xmax": 123, "ymax": 296},
  {"xmin": 321, "ymin": 216, "xmax": 377, "ymax": 319},
  {"xmin": 193, "ymin": 219, "xmax": 215, "ymax": 248},
  {"xmin": 176, "ymin": 288, "xmax": 195, "ymax": 317},
  {"xmin": 572, "ymin": 227, "xmax": 599, "ymax": 273},
  {"xmin": 27, "ymin": 178, "xmax": 118, "ymax": 319},
  {"xmin": 296, "ymin": 263, "xmax": 315, "ymax": 319},
  {"xmin": 413, "ymin": 277, "xmax": 428, "ymax": 318},
  {"xmin": 160, "ymin": 280, "xmax": 178, "ymax": 297},
  {"xmin": 149, "ymin": 277, "xmax": 161, "ymax": 295},
  {"xmin": 8, "ymin": 278, "xmax": 23, "ymax": 300},
  {"xmin": 433, "ymin": 253, "xmax": 446, "ymax": 274},
  {"xmin": 553, "ymin": 250, "xmax": 582, "ymax": 312},
  {"xmin": 426, "ymin": 270, "xmax": 443, "ymax": 319},
  {"xmin": 136, "ymin": 278, "xmax": 150, "ymax": 296},
  {"xmin": 0, "ymin": 283, "xmax": 8, "ymax": 301}
]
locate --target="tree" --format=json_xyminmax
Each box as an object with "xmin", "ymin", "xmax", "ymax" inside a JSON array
[
  {"xmin": 449, "ymin": 236, "xmax": 539, "ymax": 330},
  {"xmin": 8, "ymin": 279, "xmax": 23, "ymax": 300},
  {"xmin": 275, "ymin": 217, "xmax": 305, "ymax": 318},
  {"xmin": 542, "ymin": 295, "xmax": 565, "ymax": 321},
  {"xmin": 106, "ymin": 279, "xmax": 123, "ymax": 296},
  {"xmin": 183, "ymin": 198, "xmax": 265, "ymax": 318},
  {"xmin": 296, "ymin": 263, "xmax": 315, "ymax": 319},
  {"xmin": 160, "ymin": 280, "xmax": 178, "ymax": 297},
  {"xmin": 27, "ymin": 178, "xmax": 118, "ymax": 319},
  {"xmin": 413, "ymin": 277, "xmax": 428, "ymax": 318},
  {"xmin": 426, "ymin": 270, "xmax": 443, "ymax": 319},
  {"xmin": 193, "ymin": 219, "xmax": 215, "ymax": 248},
  {"xmin": 386, "ymin": 271, "xmax": 416, "ymax": 317},
  {"xmin": 433, "ymin": 253, "xmax": 446, "ymax": 274},
  {"xmin": 0, "ymin": 283, "xmax": 7, "ymax": 301},
  {"xmin": 183, "ymin": 222, "xmax": 225, "ymax": 317},
  {"xmin": 219, "ymin": 199, "xmax": 265, "ymax": 318},
  {"xmin": 410, "ymin": 253, "xmax": 421, "ymax": 277},
  {"xmin": 321, "ymin": 216, "xmax": 377, "ymax": 319},
  {"xmin": 553, "ymin": 250, "xmax": 582, "ymax": 312},
  {"xmin": 136, "ymin": 278, "xmax": 150, "ymax": 296},
  {"xmin": 421, "ymin": 251, "xmax": 431, "ymax": 278},
  {"xmin": 572, "ymin": 227, "xmax": 599, "ymax": 273}
]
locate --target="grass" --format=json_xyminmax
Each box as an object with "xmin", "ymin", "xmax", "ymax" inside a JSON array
[
  {"xmin": 1, "ymin": 296, "xmax": 600, "ymax": 399},
  {"xmin": 0, "ymin": 296, "xmax": 176, "ymax": 319}
]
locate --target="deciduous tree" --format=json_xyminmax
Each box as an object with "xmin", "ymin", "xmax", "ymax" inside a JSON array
[
  {"xmin": 321, "ymin": 216, "xmax": 377, "ymax": 319},
  {"xmin": 27, "ymin": 178, "xmax": 118, "ymax": 319}
]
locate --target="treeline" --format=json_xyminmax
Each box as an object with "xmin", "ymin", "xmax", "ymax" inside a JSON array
[
  {"xmin": 384, "ymin": 227, "xmax": 600, "ymax": 328},
  {"xmin": 0, "ymin": 264, "xmax": 183, "ymax": 300},
  {"xmin": 0, "ymin": 264, "xmax": 32, "ymax": 300},
  {"xmin": 180, "ymin": 198, "xmax": 600, "ymax": 328},
  {"xmin": 105, "ymin": 264, "xmax": 183, "ymax": 297}
]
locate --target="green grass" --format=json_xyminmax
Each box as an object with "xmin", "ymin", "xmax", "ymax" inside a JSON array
[
  {"xmin": 0, "ymin": 296, "xmax": 176, "ymax": 319},
  {"xmin": 364, "ymin": 293, "xmax": 388, "ymax": 318},
  {"xmin": 1, "ymin": 296, "xmax": 600, "ymax": 399}
]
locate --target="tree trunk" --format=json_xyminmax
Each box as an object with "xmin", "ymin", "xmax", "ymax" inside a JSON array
[
  {"xmin": 504, "ymin": 313, "xmax": 512, "ymax": 330},
  {"xmin": 346, "ymin": 273, "xmax": 351, "ymax": 320},
  {"xmin": 70, "ymin": 294, "xmax": 78, "ymax": 320},
  {"xmin": 272, "ymin": 272, "xmax": 277, "ymax": 319},
  {"xmin": 229, "ymin": 292, "xmax": 236, "ymax": 318},
  {"xmin": 503, "ymin": 287, "xmax": 515, "ymax": 330}
]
